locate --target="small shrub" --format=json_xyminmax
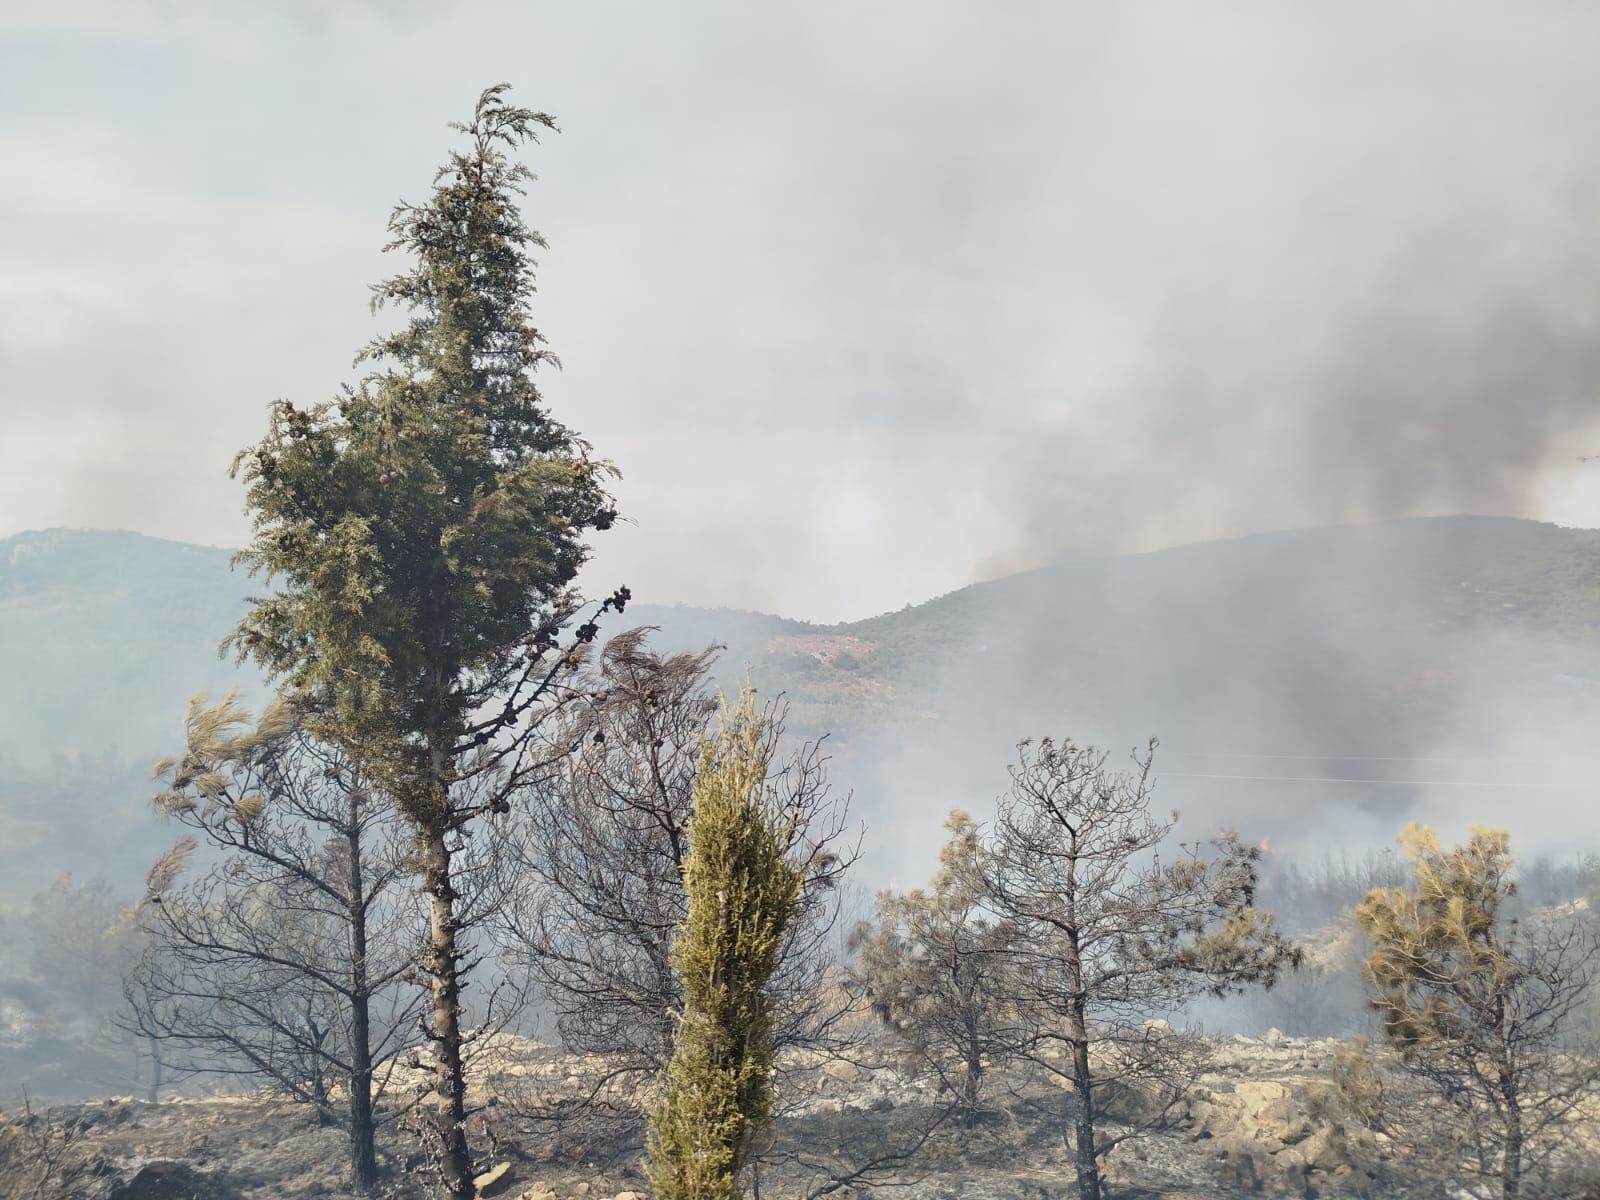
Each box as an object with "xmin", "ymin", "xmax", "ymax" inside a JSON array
[
  {"xmin": 0, "ymin": 1099, "xmax": 95, "ymax": 1200},
  {"xmin": 1329, "ymin": 1037, "xmax": 1387, "ymax": 1131}
]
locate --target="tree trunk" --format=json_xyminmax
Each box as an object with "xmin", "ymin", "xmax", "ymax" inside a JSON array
[
  {"xmin": 347, "ymin": 793, "xmax": 379, "ymax": 1192},
  {"xmin": 145, "ymin": 1035, "xmax": 162, "ymax": 1104},
  {"xmin": 961, "ymin": 1007, "xmax": 983, "ymax": 1127},
  {"xmin": 963, "ymin": 1048, "xmax": 982, "ymax": 1126},
  {"xmin": 1060, "ymin": 869, "xmax": 1100, "ymax": 1200},
  {"xmin": 1501, "ymin": 1078, "xmax": 1523, "ymax": 1200},
  {"xmin": 955, "ymin": 955, "xmax": 985, "ymax": 1127},
  {"xmin": 348, "ymin": 997, "xmax": 378, "ymax": 1190},
  {"xmin": 1067, "ymin": 1000, "xmax": 1101, "ymax": 1200},
  {"xmin": 422, "ymin": 820, "xmax": 474, "ymax": 1200}
]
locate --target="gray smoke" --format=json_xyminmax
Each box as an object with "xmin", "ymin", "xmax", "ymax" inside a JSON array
[{"xmin": 5, "ymin": 1, "xmax": 1600, "ymax": 619}]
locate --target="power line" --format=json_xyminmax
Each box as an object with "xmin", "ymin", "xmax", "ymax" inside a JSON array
[
  {"xmin": 1161, "ymin": 771, "xmax": 1590, "ymax": 792},
  {"xmin": 1161, "ymin": 751, "xmax": 1594, "ymax": 766}
]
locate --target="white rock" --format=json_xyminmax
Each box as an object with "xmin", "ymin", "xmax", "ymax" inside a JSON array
[{"xmin": 474, "ymin": 1162, "xmax": 514, "ymax": 1197}]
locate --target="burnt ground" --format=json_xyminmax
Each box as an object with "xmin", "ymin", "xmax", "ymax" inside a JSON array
[{"xmin": 2, "ymin": 1033, "xmax": 1596, "ymax": 1200}]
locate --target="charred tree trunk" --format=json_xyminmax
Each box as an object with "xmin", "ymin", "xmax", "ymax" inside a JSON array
[
  {"xmin": 348, "ymin": 992, "xmax": 378, "ymax": 1190},
  {"xmin": 145, "ymin": 1035, "xmax": 162, "ymax": 1104},
  {"xmin": 1059, "ymin": 843, "xmax": 1101, "ymax": 1200},
  {"xmin": 953, "ymin": 972, "xmax": 979, "ymax": 1132},
  {"xmin": 1501, "ymin": 1069, "xmax": 1523, "ymax": 1200},
  {"xmin": 347, "ymin": 789, "xmax": 379, "ymax": 1192},
  {"xmin": 421, "ymin": 818, "xmax": 473, "ymax": 1199},
  {"xmin": 1066, "ymin": 996, "xmax": 1101, "ymax": 1200},
  {"xmin": 960, "ymin": 997, "xmax": 983, "ymax": 1127},
  {"xmin": 1061, "ymin": 899, "xmax": 1100, "ymax": 1200},
  {"xmin": 962, "ymin": 1046, "xmax": 982, "ymax": 1126}
]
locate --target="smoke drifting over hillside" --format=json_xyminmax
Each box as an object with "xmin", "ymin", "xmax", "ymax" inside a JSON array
[
  {"xmin": 4, "ymin": 1, "xmax": 1600, "ymax": 914},
  {"xmin": 837, "ymin": 518, "xmax": 1600, "ymax": 885},
  {"xmin": 3, "ymin": 2, "xmax": 1600, "ymax": 619},
  {"xmin": 911, "ymin": 1, "xmax": 1600, "ymax": 582}
]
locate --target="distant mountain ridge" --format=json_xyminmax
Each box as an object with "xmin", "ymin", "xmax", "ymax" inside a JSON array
[
  {"xmin": 4, "ymin": 516, "xmax": 1599, "ymax": 766},
  {"xmin": 2, "ymin": 529, "xmax": 252, "ymax": 766},
  {"xmin": 4, "ymin": 517, "xmax": 1599, "ymax": 899}
]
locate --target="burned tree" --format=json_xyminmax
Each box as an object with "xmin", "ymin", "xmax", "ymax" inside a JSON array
[
  {"xmin": 226, "ymin": 84, "xmax": 624, "ymax": 1198},
  {"xmin": 0, "ymin": 1095, "xmax": 95, "ymax": 1200},
  {"xmin": 499, "ymin": 630, "xmax": 858, "ymax": 1131},
  {"xmin": 1357, "ymin": 824, "xmax": 1600, "ymax": 1200},
  {"xmin": 125, "ymin": 694, "xmax": 423, "ymax": 1191},
  {"xmin": 982, "ymin": 737, "xmax": 1300, "ymax": 1200},
  {"xmin": 851, "ymin": 810, "xmax": 1019, "ymax": 1125},
  {"xmin": 502, "ymin": 629, "xmax": 718, "ymax": 1103}
]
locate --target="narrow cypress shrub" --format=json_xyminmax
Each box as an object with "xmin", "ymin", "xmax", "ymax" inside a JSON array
[{"xmin": 647, "ymin": 693, "xmax": 803, "ymax": 1200}]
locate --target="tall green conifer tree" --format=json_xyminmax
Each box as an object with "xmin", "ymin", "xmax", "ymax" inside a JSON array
[{"xmin": 228, "ymin": 85, "xmax": 621, "ymax": 1198}]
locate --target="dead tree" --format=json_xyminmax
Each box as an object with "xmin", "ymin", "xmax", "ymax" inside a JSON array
[
  {"xmin": 502, "ymin": 630, "xmax": 717, "ymax": 1104},
  {"xmin": 850, "ymin": 810, "xmax": 1020, "ymax": 1125},
  {"xmin": 125, "ymin": 695, "xmax": 423, "ymax": 1191},
  {"xmin": 0, "ymin": 1094, "xmax": 95, "ymax": 1200},
  {"xmin": 982, "ymin": 736, "xmax": 1300, "ymax": 1200},
  {"xmin": 498, "ymin": 630, "xmax": 860, "ymax": 1139}
]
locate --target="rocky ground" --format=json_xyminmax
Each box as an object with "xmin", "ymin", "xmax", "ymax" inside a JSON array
[{"xmin": 2, "ymin": 1032, "xmax": 1594, "ymax": 1200}]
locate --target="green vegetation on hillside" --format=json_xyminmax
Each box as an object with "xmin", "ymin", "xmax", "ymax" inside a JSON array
[{"xmin": 5, "ymin": 516, "xmax": 1598, "ymax": 768}]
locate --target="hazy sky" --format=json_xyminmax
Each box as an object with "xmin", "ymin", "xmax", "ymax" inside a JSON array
[{"xmin": 4, "ymin": 0, "xmax": 1600, "ymax": 621}]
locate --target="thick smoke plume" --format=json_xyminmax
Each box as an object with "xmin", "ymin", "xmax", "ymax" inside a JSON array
[{"xmin": 4, "ymin": 2, "xmax": 1600, "ymax": 618}]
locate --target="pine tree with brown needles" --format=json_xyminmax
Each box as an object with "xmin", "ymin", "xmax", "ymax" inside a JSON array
[
  {"xmin": 851, "ymin": 810, "xmax": 1020, "ymax": 1126},
  {"xmin": 1357, "ymin": 824, "xmax": 1600, "ymax": 1200},
  {"xmin": 982, "ymin": 737, "xmax": 1301, "ymax": 1200}
]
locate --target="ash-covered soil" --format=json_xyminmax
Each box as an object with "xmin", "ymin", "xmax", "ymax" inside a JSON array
[{"xmin": 1, "ymin": 1032, "xmax": 1589, "ymax": 1199}]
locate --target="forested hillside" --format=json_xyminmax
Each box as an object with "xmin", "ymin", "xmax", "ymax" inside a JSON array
[{"xmin": 4, "ymin": 516, "xmax": 1598, "ymax": 897}]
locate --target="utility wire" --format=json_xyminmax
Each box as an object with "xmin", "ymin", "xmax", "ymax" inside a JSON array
[
  {"xmin": 1160, "ymin": 751, "xmax": 1594, "ymax": 766},
  {"xmin": 1161, "ymin": 771, "xmax": 1590, "ymax": 792}
]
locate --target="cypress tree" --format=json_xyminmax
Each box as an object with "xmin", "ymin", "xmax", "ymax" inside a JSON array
[
  {"xmin": 647, "ymin": 693, "xmax": 804, "ymax": 1200},
  {"xmin": 228, "ymin": 85, "xmax": 620, "ymax": 1198}
]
